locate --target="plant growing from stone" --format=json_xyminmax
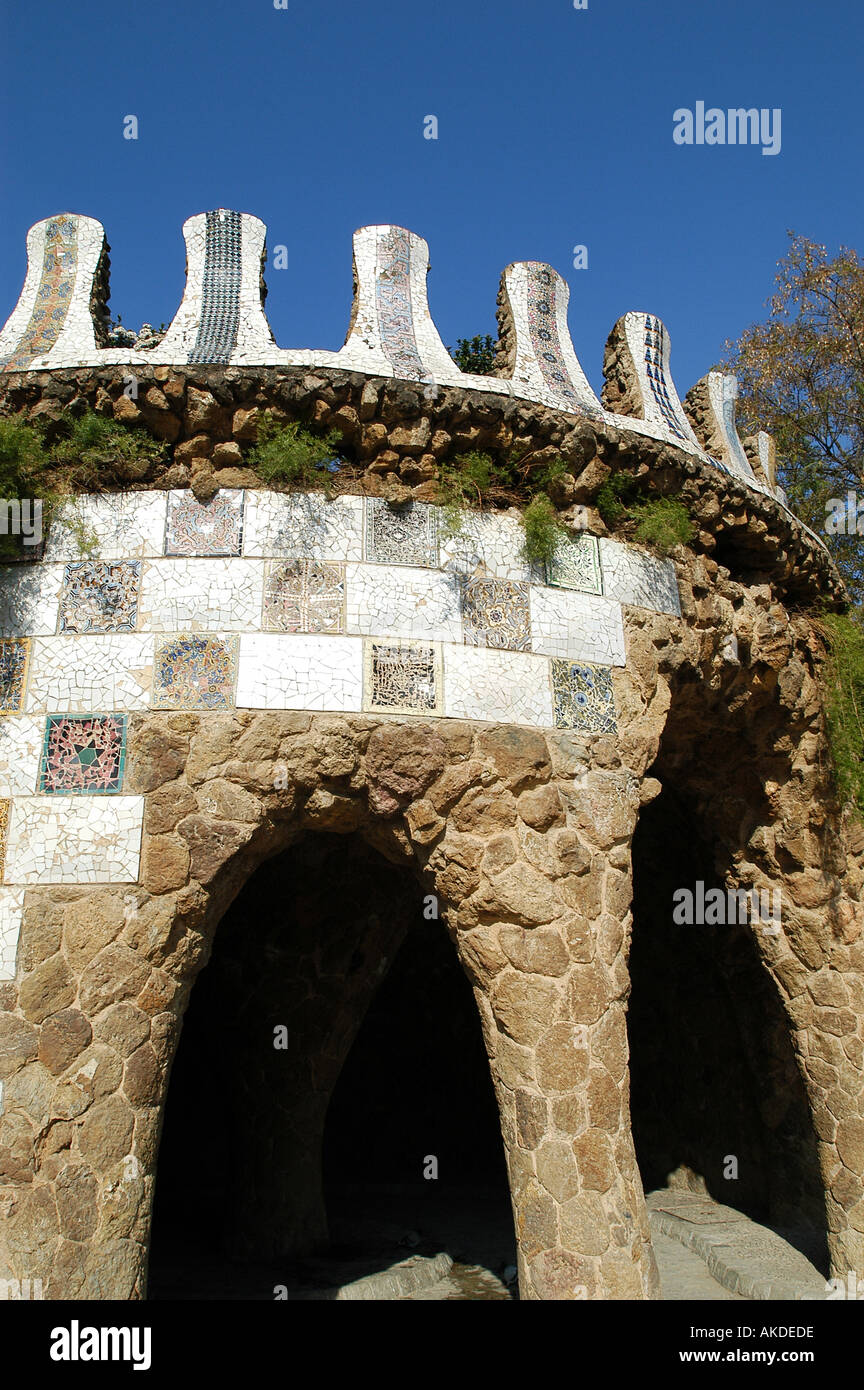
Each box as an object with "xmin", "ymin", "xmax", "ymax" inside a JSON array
[
  {"xmin": 0, "ymin": 414, "xmax": 53, "ymax": 557},
  {"xmin": 51, "ymin": 409, "xmax": 166, "ymax": 486},
  {"xmin": 520, "ymin": 493, "xmax": 568, "ymax": 566},
  {"xmin": 247, "ymin": 414, "xmax": 343, "ymax": 494},
  {"xmin": 631, "ymin": 497, "xmax": 694, "ymax": 555}
]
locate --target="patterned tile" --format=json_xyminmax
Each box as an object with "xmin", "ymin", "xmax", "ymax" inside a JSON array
[
  {"xmin": 188, "ymin": 209, "xmax": 242, "ymax": 364},
  {"xmin": 547, "ymin": 533, "xmax": 602, "ymax": 594},
  {"xmin": 153, "ymin": 635, "xmax": 237, "ymax": 709},
  {"xmin": 164, "ymin": 490, "xmax": 244, "ymax": 556},
  {"xmin": 0, "ymin": 799, "xmax": 9, "ymax": 882},
  {"xmin": 364, "ymin": 639, "xmax": 442, "ymax": 714},
  {"xmin": 552, "ymin": 660, "xmax": 617, "ymax": 732},
  {"xmin": 461, "ymin": 579, "xmax": 531, "ymax": 651},
  {"xmin": 376, "ymin": 226, "xmax": 424, "ymax": 379},
  {"xmin": 365, "ymin": 499, "xmax": 438, "ymax": 567},
  {"xmin": 0, "ymin": 216, "xmax": 78, "ymax": 371},
  {"xmin": 0, "ymin": 639, "xmax": 30, "ymax": 712},
  {"xmin": 58, "ymin": 561, "xmax": 141, "ymax": 633},
  {"xmin": 39, "ymin": 714, "xmax": 127, "ymax": 794},
  {"xmin": 642, "ymin": 315, "xmax": 689, "ymax": 442},
  {"xmin": 525, "ymin": 264, "xmax": 600, "ymax": 417},
  {"xmin": 262, "ymin": 560, "xmax": 345, "ymax": 633}
]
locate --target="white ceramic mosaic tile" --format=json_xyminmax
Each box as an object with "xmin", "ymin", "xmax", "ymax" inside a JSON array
[
  {"xmin": 0, "ymin": 716, "xmax": 47, "ymax": 795},
  {"xmin": 0, "ymin": 565, "xmax": 63, "ymax": 637},
  {"xmin": 439, "ymin": 511, "xmax": 535, "ymax": 582},
  {"xmin": 530, "ymin": 587, "xmax": 626, "ymax": 666},
  {"xmin": 236, "ymin": 633, "xmax": 363, "ymax": 711},
  {"xmin": 443, "ymin": 644, "xmax": 553, "ymax": 727},
  {"xmin": 706, "ymin": 373, "xmax": 759, "ymax": 485},
  {"xmin": 25, "ymin": 635, "xmax": 153, "ymax": 712},
  {"xmin": 0, "ymin": 886, "xmax": 25, "ymax": 979},
  {"xmin": 598, "ymin": 538, "xmax": 681, "ymax": 616},
  {"xmin": 243, "ymin": 493, "xmax": 364, "ymax": 561},
  {"xmin": 138, "ymin": 559, "xmax": 264, "ymax": 631},
  {"xmin": 4, "ymin": 796, "xmax": 144, "ymax": 884},
  {"xmin": 44, "ymin": 493, "xmax": 168, "ymax": 562},
  {"xmin": 345, "ymin": 563, "xmax": 462, "ymax": 643}
]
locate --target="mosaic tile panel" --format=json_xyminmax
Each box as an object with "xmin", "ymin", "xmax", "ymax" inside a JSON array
[
  {"xmin": 58, "ymin": 561, "xmax": 141, "ymax": 633},
  {"xmin": 443, "ymin": 645, "xmax": 553, "ymax": 727},
  {"xmin": 263, "ymin": 560, "xmax": 345, "ymax": 634},
  {"xmin": 461, "ymin": 579, "xmax": 531, "ymax": 651},
  {"xmin": 236, "ymin": 634, "xmax": 362, "ymax": 711},
  {"xmin": 345, "ymin": 564, "xmax": 461, "ymax": 643},
  {"xmin": 188, "ymin": 209, "xmax": 242, "ymax": 364},
  {"xmin": 439, "ymin": 512, "xmax": 534, "ymax": 582},
  {"xmin": 164, "ymin": 490, "xmax": 244, "ymax": 556},
  {"xmin": 39, "ymin": 714, "xmax": 127, "ymax": 794},
  {"xmin": 365, "ymin": 499, "xmax": 438, "ymax": 567},
  {"xmin": 531, "ymin": 587, "xmax": 626, "ymax": 666},
  {"xmin": 3, "ymin": 796, "xmax": 144, "ymax": 884},
  {"xmin": 0, "ymin": 216, "xmax": 78, "ymax": 371},
  {"xmin": 597, "ymin": 538, "xmax": 681, "ymax": 617},
  {"xmin": 153, "ymin": 635, "xmax": 237, "ymax": 709},
  {"xmin": 243, "ymin": 493, "xmax": 363, "ymax": 561},
  {"xmin": 26, "ymin": 636, "xmax": 152, "ymax": 713},
  {"xmin": 364, "ymin": 639, "xmax": 442, "ymax": 715},
  {"xmin": 375, "ymin": 227, "xmax": 425, "ymax": 380},
  {"xmin": 0, "ymin": 639, "xmax": 30, "ymax": 711},
  {"xmin": 0, "ymin": 717, "xmax": 44, "ymax": 796},
  {"xmin": 0, "ymin": 565, "xmax": 63, "ymax": 637},
  {"xmin": 0, "ymin": 886, "xmax": 25, "ymax": 978},
  {"xmin": 139, "ymin": 558, "xmax": 263, "ymax": 631},
  {"xmin": 0, "ymin": 798, "xmax": 9, "ymax": 882},
  {"xmin": 45, "ymin": 493, "xmax": 168, "ymax": 562},
  {"xmin": 547, "ymin": 532, "xmax": 602, "ymax": 594},
  {"xmin": 552, "ymin": 660, "xmax": 617, "ymax": 733}
]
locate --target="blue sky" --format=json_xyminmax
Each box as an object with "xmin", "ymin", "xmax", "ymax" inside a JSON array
[{"xmin": 1, "ymin": 0, "xmax": 861, "ymax": 401}]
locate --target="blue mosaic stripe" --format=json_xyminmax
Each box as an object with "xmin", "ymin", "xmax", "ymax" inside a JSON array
[
  {"xmin": 642, "ymin": 316, "xmax": 688, "ymax": 441},
  {"xmin": 1, "ymin": 216, "xmax": 79, "ymax": 371},
  {"xmin": 526, "ymin": 266, "xmax": 602, "ymax": 418},
  {"xmin": 188, "ymin": 210, "xmax": 242, "ymax": 364}
]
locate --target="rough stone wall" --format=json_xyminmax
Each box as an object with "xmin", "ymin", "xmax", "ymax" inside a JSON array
[{"xmin": 1, "ymin": 543, "xmax": 862, "ymax": 1298}]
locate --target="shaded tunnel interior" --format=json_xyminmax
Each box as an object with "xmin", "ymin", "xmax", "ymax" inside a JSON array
[
  {"xmin": 146, "ymin": 833, "xmax": 515, "ymax": 1299},
  {"xmin": 628, "ymin": 778, "xmax": 829, "ymax": 1273}
]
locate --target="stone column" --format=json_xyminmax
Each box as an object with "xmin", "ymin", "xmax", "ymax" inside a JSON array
[{"xmin": 420, "ymin": 728, "xmax": 659, "ymax": 1300}]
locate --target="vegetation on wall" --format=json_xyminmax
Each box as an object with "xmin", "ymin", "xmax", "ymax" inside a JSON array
[
  {"xmin": 814, "ymin": 612, "xmax": 864, "ymax": 817},
  {"xmin": 247, "ymin": 414, "xmax": 344, "ymax": 495},
  {"xmin": 597, "ymin": 471, "xmax": 693, "ymax": 555}
]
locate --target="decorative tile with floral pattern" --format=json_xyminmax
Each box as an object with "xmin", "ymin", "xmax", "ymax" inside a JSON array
[
  {"xmin": 262, "ymin": 560, "xmax": 345, "ymax": 633},
  {"xmin": 0, "ymin": 639, "xmax": 30, "ymax": 712},
  {"xmin": 461, "ymin": 578, "xmax": 531, "ymax": 651},
  {"xmin": 58, "ymin": 562, "xmax": 141, "ymax": 633},
  {"xmin": 152, "ymin": 635, "xmax": 237, "ymax": 710},
  {"xmin": 364, "ymin": 639, "xmax": 441, "ymax": 714},
  {"xmin": 164, "ymin": 491, "xmax": 244, "ymax": 556}
]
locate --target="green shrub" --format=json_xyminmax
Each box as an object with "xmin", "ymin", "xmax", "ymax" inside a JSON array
[
  {"xmin": 520, "ymin": 494, "xmax": 567, "ymax": 567},
  {"xmin": 631, "ymin": 497, "xmax": 694, "ymax": 555},
  {"xmin": 815, "ymin": 612, "xmax": 864, "ymax": 817},
  {"xmin": 247, "ymin": 415, "xmax": 343, "ymax": 493},
  {"xmin": 451, "ymin": 335, "xmax": 497, "ymax": 375},
  {"xmin": 0, "ymin": 416, "xmax": 52, "ymax": 559},
  {"xmin": 596, "ymin": 471, "xmax": 639, "ymax": 525},
  {"xmin": 52, "ymin": 410, "xmax": 165, "ymax": 478}
]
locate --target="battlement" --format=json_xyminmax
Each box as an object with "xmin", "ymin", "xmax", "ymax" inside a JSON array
[{"xmin": 0, "ymin": 210, "xmax": 783, "ymax": 507}]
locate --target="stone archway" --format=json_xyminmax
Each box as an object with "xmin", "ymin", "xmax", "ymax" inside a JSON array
[{"xmin": 0, "ymin": 710, "xmax": 662, "ymax": 1301}]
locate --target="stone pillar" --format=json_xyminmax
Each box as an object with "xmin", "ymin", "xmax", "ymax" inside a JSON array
[{"xmin": 422, "ymin": 728, "xmax": 659, "ymax": 1300}]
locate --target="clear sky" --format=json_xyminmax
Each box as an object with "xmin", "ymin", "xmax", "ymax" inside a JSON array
[{"xmin": 1, "ymin": 0, "xmax": 861, "ymax": 401}]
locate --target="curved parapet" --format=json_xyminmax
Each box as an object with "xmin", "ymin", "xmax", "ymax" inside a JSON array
[
  {"xmin": 602, "ymin": 313, "xmax": 700, "ymax": 448},
  {"xmin": 335, "ymin": 225, "xmax": 471, "ymax": 387},
  {"xmin": 683, "ymin": 371, "xmax": 761, "ymax": 488},
  {"xmin": 156, "ymin": 210, "xmax": 276, "ymax": 365},
  {"xmin": 497, "ymin": 262, "xmax": 603, "ymax": 418},
  {"xmin": 0, "ymin": 214, "xmax": 107, "ymax": 371}
]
